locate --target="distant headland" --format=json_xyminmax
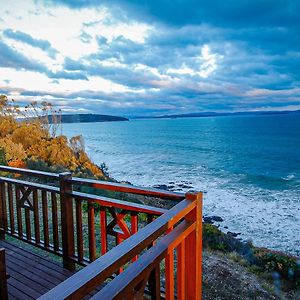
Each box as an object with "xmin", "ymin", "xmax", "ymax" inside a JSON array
[
  {"xmin": 49, "ymin": 114, "xmax": 129, "ymax": 124},
  {"xmin": 133, "ymin": 109, "xmax": 300, "ymax": 120}
]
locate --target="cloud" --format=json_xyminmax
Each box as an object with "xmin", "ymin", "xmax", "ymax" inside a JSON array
[
  {"xmin": 3, "ymin": 29, "xmax": 58, "ymax": 57},
  {"xmin": 0, "ymin": 0, "xmax": 299, "ymax": 115},
  {"xmin": 0, "ymin": 40, "xmax": 47, "ymax": 72}
]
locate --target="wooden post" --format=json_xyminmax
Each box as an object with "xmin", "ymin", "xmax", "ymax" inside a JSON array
[
  {"xmin": 184, "ymin": 192, "xmax": 203, "ymax": 300},
  {"xmin": 0, "ymin": 248, "xmax": 8, "ymax": 300},
  {"xmin": 59, "ymin": 172, "xmax": 75, "ymax": 271},
  {"xmin": 0, "ymin": 181, "xmax": 6, "ymax": 240}
]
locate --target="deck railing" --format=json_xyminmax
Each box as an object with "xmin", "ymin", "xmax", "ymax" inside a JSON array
[{"xmin": 0, "ymin": 166, "xmax": 202, "ymax": 299}]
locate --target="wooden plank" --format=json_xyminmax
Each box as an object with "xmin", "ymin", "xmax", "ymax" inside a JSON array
[
  {"xmin": 131, "ymin": 213, "xmax": 138, "ymax": 262},
  {"xmin": 0, "ymin": 177, "xmax": 59, "ymax": 194},
  {"xmin": 0, "ymin": 248, "xmax": 8, "ymax": 300},
  {"xmin": 15, "ymin": 186, "xmax": 23, "ymax": 238},
  {"xmin": 25, "ymin": 209, "xmax": 31, "ymax": 241},
  {"xmin": 38, "ymin": 199, "xmax": 196, "ymax": 300},
  {"xmin": 1, "ymin": 241, "xmax": 72, "ymax": 277},
  {"xmin": 70, "ymin": 177, "xmax": 185, "ymax": 200},
  {"xmin": 0, "ymin": 166, "xmax": 59, "ymax": 179},
  {"xmin": 184, "ymin": 193, "xmax": 203, "ymax": 299},
  {"xmin": 33, "ymin": 189, "xmax": 40, "ymax": 244},
  {"xmin": 177, "ymin": 242, "xmax": 185, "ymax": 300},
  {"xmin": 73, "ymin": 191, "xmax": 167, "ymax": 216},
  {"xmin": 90, "ymin": 221, "xmax": 194, "ymax": 300},
  {"xmin": 0, "ymin": 182, "xmax": 8, "ymax": 232},
  {"xmin": 59, "ymin": 173, "xmax": 75, "ymax": 271},
  {"xmin": 100, "ymin": 208, "xmax": 107, "ymax": 255},
  {"xmin": 165, "ymin": 250, "xmax": 175, "ymax": 300},
  {"xmin": 70, "ymin": 192, "xmax": 167, "ymax": 216},
  {"xmin": 88, "ymin": 202, "xmax": 96, "ymax": 262},
  {"xmin": 148, "ymin": 266, "xmax": 161, "ymax": 300},
  {"xmin": 7, "ymin": 283, "xmax": 33, "ymax": 300},
  {"xmin": 51, "ymin": 193, "xmax": 59, "ymax": 252},
  {"xmin": 5, "ymin": 257, "xmax": 56, "ymax": 290},
  {"xmin": 42, "ymin": 190, "xmax": 49, "ymax": 248},
  {"xmin": 5, "ymin": 260, "xmax": 49, "ymax": 294},
  {"xmin": 7, "ymin": 183, "xmax": 15, "ymax": 234},
  {"xmin": 75, "ymin": 200, "xmax": 83, "ymax": 263},
  {"xmin": 0, "ymin": 182, "xmax": 5, "ymax": 239},
  {"xmin": 8, "ymin": 276, "xmax": 41, "ymax": 299}
]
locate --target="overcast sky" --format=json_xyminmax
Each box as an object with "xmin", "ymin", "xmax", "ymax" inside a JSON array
[{"xmin": 0, "ymin": 0, "xmax": 300, "ymax": 116}]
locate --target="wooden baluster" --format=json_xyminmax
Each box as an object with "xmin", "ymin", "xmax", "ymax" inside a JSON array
[
  {"xmin": 177, "ymin": 242, "xmax": 185, "ymax": 300},
  {"xmin": 33, "ymin": 189, "xmax": 40, "ymax": 244},
  {"xmin": 165, "ymin": 250, "xmax": 175, "ymax": 300},
  {"xmin": 15, "ymin": 185, "xmax": 23, "ymax": 238},
  {"xmin": 51, "ymin": 193, "xmax": 59, "ymax": 252},
  {"xmin": 42, "ymin": 190, "xmax": 49, "ymax": 248},
  {"xmin": 100, "ymin": 207, "xmax": 107, "ymax": 255},
  {"xmin": 7, "ymin": 183, "xmax": 14, "ymax": 234},
  {"xmin": 75, "ymin": 199, "xmax": 83, "ymax": 263},
  {"xmin": 59, "ymin": 172, "xmax": 75, "ymax": 271},
  {"xmin": 88, "ymin": 202, "xmax": 96, "ymax": 262},
  {"xmin": 147, "ymin": 213, "xmax": 161, "ymax": 299},
  {"xmin": 0, "ymin": 248, "xmax": 8, "ymax": 300},
  {"xmin": 148, "ymin": 265, "xmax": 161, "ymax": 300},
  {"xmin": 25, "ymin": 209, "xmax": 31, "ymax": 241},
  {"xmin": 0, "ymin": 181, "xmax": 6, "ymax": 239},
  {"xmin": 131, "ymin": 212, "xmax": 138, "ymax": 262},
  {"xmin": 184, "ymin": 192, "xmax": 203, "ymax": 299}
]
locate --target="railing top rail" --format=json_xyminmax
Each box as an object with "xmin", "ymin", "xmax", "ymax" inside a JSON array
[
  {"xmin": 0, "ymin": 165, "xmax": 59, "ymax": 179},
  {"xmin": 92, "ymin": 220, "xmax": 195, "ymax": 299},
  {"xmin": 38, "ymin": 196, "xmax": 200, "ymax": 300},
  {"xmin": 0, "ymin": 176, "xmax": 60, "ymax": 193},
  {"xmin": 70, "ymin": 177, "xmax": 185, "ymax": 200},
  {"xmin": 0, "ymin": 165, "xmax": 185, "ymax": 200},
  {"xmin": 72, "ymin": 191, "xmax": 167, "ymax": 215}
]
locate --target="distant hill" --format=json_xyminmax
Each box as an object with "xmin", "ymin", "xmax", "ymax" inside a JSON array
[
  {"xmin": 48, "ymin": 114, "xmax": 129, "ymax": 124},
  {"xmin": 134, "ymin": 110, "xmax": 300, "ymax": 120}
]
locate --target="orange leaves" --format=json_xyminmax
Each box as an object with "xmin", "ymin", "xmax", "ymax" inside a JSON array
[{"xmin": 0, "ymin": 94, "xmax": 105, "ymax": 179}]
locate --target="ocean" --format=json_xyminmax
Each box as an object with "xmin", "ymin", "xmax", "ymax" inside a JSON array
[{"xmin": 62, "ymin": 114, "xmax": 300, "ymax": 256}]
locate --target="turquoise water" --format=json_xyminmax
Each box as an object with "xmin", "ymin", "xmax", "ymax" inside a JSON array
[{"xmin": 63, "ymin": 114, "xmax": 300, "ymax": 255}]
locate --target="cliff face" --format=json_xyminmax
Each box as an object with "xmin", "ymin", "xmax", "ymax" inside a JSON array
[{"xmin": 49, "ymin": 114, "xmax": 129, "ymax": 124}]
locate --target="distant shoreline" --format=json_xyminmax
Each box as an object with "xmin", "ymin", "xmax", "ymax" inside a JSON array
[
  {"xmin": 49, "ymin": 113, "xmax": 129, "ymax": 124},
  {"xmin": 133, "ymin": 109, "xmax": 300, "ymax": 120}
]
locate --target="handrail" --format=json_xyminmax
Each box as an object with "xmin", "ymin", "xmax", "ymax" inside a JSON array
[
  {"xmin": 38, "ymin": 198, "xmax": 197, "ymax": 299},
  {"xmin": 0, "ymin": 165, "xmax": 59, "ymax": 179},
  {"xmin": 0, "ymin": 165, "xmax": 203, "ymax": 299},
  {"xmin": 71, "ymin": 191, "xmax": 167, "ymax": 215},
  {"xmin": 70, "ymin": 177, "xmax": 185, "ymax": 200},
  {"xmin": 92, "ymin": 220, "xmax": 196, "ymax": 299},
  {"xmin": 0, "ymin": 177, "xmax": 60, "ymax": 193},
  {"xmin": 0, "ymin": 165, "xmax": 185, "ymax": 200}
]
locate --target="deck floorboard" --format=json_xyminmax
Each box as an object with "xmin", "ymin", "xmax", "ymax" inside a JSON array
[{"xmin": 0, "ymin": 240, "xmax": 75, "ymax": 299}]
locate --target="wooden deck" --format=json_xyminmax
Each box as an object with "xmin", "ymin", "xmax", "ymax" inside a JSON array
[{"xmin": 0, "ymin": 240, "xmax": 74, "ymax": 299}]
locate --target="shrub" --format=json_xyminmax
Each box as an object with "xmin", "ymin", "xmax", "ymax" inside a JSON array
[{"xmin": 253, "ymin": 248, "xmax": 300, "ymax": 290}]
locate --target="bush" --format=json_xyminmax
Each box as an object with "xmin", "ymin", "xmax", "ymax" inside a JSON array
[{"xmin": 253, "ymin": 248, "xmax": 300, "ymax": 290}]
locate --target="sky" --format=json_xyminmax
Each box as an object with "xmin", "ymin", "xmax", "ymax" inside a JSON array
[{"xmin": 0, "ymin": 0, "xmax": 300, "ymax": 116}]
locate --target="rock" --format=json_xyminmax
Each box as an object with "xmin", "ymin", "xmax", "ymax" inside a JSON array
[
  {"xmin": 211, "ymin": 216, "xmax": 224, "ymax": 222},
  {"xmin": 153, "ymin": 184, "xmax": 169, "ymax": 190},
  {"xmin": 203, "ymin": 216, "xmax": 214, "ymax": 224},
  {"xmin": 203, "ymin": 215, "xmax": 224, "ymax": 224},
  {"xmin": 227, "ymin": 231, "xmax": 241, "ymax": 237}
]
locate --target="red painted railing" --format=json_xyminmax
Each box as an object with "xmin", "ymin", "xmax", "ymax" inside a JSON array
[{"xmin": 0, "ymin": 166, "xmax": 202, "ymax": 299}]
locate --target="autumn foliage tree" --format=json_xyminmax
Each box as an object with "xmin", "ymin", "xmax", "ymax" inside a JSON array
[{"xmin": 0, "ymin": 95, "xmax": 106, "ymax": 178}]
